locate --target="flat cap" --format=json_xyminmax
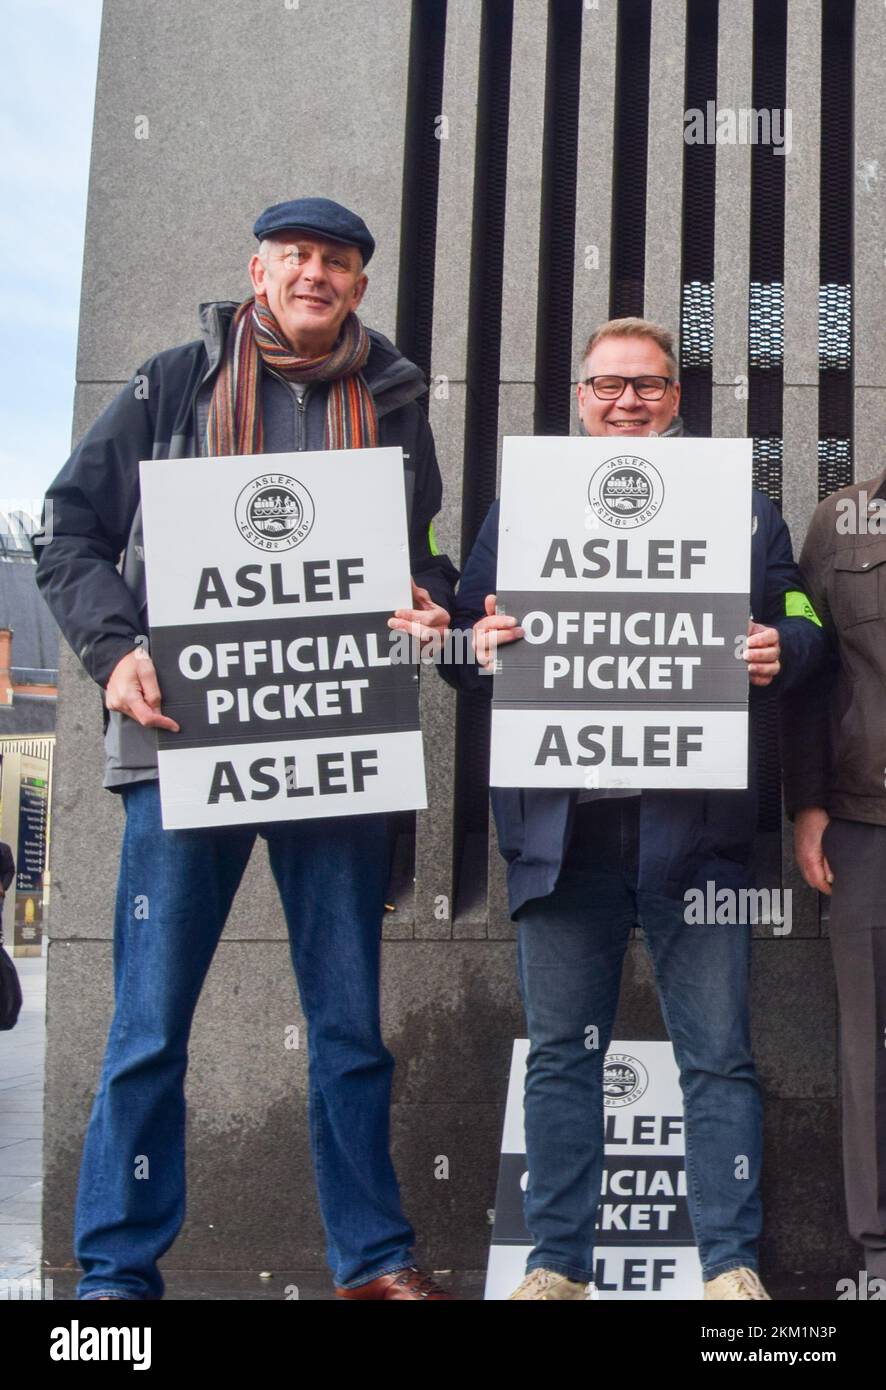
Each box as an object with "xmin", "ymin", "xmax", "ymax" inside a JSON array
[{"xmin": 253, "ymin": 197, "xmax": 375, "ymax": 266}]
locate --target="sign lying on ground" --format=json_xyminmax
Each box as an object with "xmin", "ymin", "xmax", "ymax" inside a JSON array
[
  {"xmin": 491, "ymin": 436, "xmax": 752, "ymax": 789},
  {"xmin": 485, "ymin": 1039, "xmax": 704, "ymax": 1300},
  {"xmin": 140, "ymin": 448, "xmax": 426, "ymax": 828}
]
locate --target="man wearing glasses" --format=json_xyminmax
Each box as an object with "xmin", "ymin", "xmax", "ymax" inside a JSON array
[{"xmin": 441, "ymin": 317, "xmax": 824, "ymax": 1300}]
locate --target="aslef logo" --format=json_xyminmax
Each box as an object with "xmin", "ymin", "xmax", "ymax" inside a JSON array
[
  {"xmin": 589, "ymin": 456, "xmax": 664, "ymax": 529},
  {"xmin": 603, "ymin": 1053, "xmax": 649, "ymax": 1109},
  {"xmin": 49, "ymin": 1321, "xmax": 151, "ymax": 1371},
  {"xmin": 235, "ymin": 473, "xmax": 315, "ymax": 552}
]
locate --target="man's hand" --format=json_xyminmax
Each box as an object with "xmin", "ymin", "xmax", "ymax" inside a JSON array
[
  {"xmin": 473, "ymin": 594, "xmax": 524, "ymax": 671},
  {"xmin": 794, "ymin": 807, "xmax": 833, "ymax": 895},
  {"xmin": 388, "ymin": 579, "xmax": 451, "ymax": 645},
  {"xmin": 744, "ymin": 620, "xmax": 781, "ymax": 687},
  {"xmin": 105, "ymin": 648, "xmax": 180, "ymax": 732}
]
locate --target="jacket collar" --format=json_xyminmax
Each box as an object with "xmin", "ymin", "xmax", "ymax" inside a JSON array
[{"xmin": 196, "ymin": 300, "xmax": 427, "ymax": 414}]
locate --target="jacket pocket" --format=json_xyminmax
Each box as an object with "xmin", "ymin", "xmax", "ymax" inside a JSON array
[{"xmin": 832, "ymin": 541, "xmax": 886, "ymax": 626}]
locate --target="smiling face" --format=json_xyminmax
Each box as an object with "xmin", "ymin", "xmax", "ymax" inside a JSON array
[
  {"xmin": 577, "ymin": 333, "xmax": 681, "ymax": 438},
  {"xmin": 248, "ymin": 233, "xmax": 368, "ymax": 357}
]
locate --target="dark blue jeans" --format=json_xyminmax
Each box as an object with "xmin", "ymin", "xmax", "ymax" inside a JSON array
[
  {"xmin": 515, "ymin": 800, "xmax": 762, "ymax": 1284},
  {"xmin": 75, "ymin": 780, "xmax": 414, "ymax": 1299}
]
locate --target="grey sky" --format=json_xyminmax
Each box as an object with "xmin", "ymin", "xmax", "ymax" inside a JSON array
[{"xmin": 1, "ymin": 0, "xmax": 102, "ymax": 509}]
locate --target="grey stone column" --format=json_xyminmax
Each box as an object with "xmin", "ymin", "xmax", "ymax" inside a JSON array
[
  {"xmin": 781, "ymin": 0, "xmax": 823, "ymax": 938},
  {"xmin": 644, "ymin": 0, "xmax": 687, "ymax": 335},
  {"xmin": 414, "ymin": 0, "xmax": 485, "ymax": 944},
  {"xmin": 782, "ymin": 0, "xmax": 822, "ymax": 546},
  {"xmin": 854, "ymin": 0, "xmax": 886, "ymax": 481},
  {"xmin": 571, "ymin": 0, "xmax": 618, "ymax": 386},
  {"xmin": 711, "ymin": 0, "xmax": 754, "ymax": 436},
  {"xmin": 490, "ymin": 0, "xmax": 551, "ymax": 939}
]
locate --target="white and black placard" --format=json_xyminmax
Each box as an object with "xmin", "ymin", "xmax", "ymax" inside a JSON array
[
  {"xmin": 485, "ymin": 1039, "xmax": 704, "ymax": 1300},
  {"xmin": 490, "ymin": 436, "xmax": 752, "ymax": 789},
  {"xmin": 140, "ymin": 449, "xmax": 427, "ymax": 828}
]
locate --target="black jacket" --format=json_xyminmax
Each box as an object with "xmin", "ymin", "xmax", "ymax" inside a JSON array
[
  {"xmin": 36, "ymin": 302, "xmax": 458, "ymax": 786},
  {"xmin": 0, "ymin": 841, "xmax": 14, "ymax": 894},
  {"xmin": 440, "ymin": 463, "xmax": 827, "ymax": 916}
]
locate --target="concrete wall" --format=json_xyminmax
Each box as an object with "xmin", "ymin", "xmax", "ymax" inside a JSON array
[{"xmin": 45, "ymin": 0, "xmax": 880, "ymax": 1280}]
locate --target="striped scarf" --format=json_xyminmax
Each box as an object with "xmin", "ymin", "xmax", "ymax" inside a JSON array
[{"xmin": 205, "ymin": 296, "xmax": 378, "ymax": 456}]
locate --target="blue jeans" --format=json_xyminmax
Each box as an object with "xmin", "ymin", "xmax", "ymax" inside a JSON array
[
  {"xmin": 75, "ymin": 780, "xmax": 415, "ymax": 1299},
  {"xmin": 515, "ymin": 800, "xmax": 762, "ymax": 1284}
]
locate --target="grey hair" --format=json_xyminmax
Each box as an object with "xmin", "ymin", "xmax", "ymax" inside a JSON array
[{"xmin": 581, "ymin": 317, "xmax": 679, "ymax": 381}]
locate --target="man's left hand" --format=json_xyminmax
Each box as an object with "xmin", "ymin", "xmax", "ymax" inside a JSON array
[
  {"xmin": 744, "ymin": 620, "xmax": 781, "ymax": 687},
  {"xmin": 388, "ymin": 580, "xmax": 450, "ymax": 645}
]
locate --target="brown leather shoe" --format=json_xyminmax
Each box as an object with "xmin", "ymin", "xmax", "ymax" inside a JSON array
[{"xmin": 336, "ymin": 1267, "xmax": 456, "ymax": 1300}]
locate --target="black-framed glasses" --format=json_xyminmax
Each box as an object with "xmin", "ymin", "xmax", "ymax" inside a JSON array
[{"xmin": 582, "ymin": 374, "xmax": 672, "ymax": 401}]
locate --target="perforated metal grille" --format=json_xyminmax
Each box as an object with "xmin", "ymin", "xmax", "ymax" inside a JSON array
[
  {"xmin": 679, "ymin": 0, "xmax": 718, "ymax": 436},
  {"xmin": 818, "ymin": 0, "xmax": 854, "ymax": 497},
  {"xmin": 681, "ymin": 280, "xmax": 715, "ymax": 369},
  {"xmin": 819, "ymin": 283, "xmax": 852, "ymax": 371},
  {"xmin": 749, "ymin": 281, "xmax": 784, "ymax": 370}
]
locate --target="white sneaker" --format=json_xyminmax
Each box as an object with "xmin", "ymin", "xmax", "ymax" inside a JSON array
[
  {"xmin": 508, "ymin": 1268, "xmax": 589, "ymax": 1300},
  {"xmin": 704, "ymin": 1267, "xmax": 772, "ymax": 1300}
]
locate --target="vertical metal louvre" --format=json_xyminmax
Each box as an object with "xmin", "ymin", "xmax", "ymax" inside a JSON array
[
  {"xmin": 398, "ymin": 0, "xmax": 449, "ymax": 394},
  {"xmin": 453, "ymin": 0, "xmax": 514, "ymax": 919},
  {"xmin": 747, "ymin": 0, "xmax": 788, "ymax": 837},
  {"xmin": 610, "ymin": 0, "xmax": 652, "ymax": 316},
  {"xmin": 390, "ymin": 0, "xmax": 449, "ymax": 920},
  {"xmin": 818, "ymin": 0, "xmax": 854, "ymax": 499},
  {"xmin": 535, "ymin": 0, "xmax": 582, "ymax": 435},
  {"xmin": 680, "ymin": 0, "xmax": 718, "ymax": 436},
  {"xmin": 747, "ymin": 0, "xmax": 787, "ymax": 511}
]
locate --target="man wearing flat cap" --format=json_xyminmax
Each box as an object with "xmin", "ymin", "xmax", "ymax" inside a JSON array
[{"xmin": 36, "ymin": 197, "xmax": 459, "ymax": 1301}]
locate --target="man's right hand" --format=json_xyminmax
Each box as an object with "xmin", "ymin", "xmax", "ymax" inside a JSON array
[
  {"xmin": 794, "ymin": 807, "xmax": 833, "ymax": 895},
  {"xmin": 472, "ymin": 594, "xmax": 524, "ymax": 671},
  {"xmin": 105, "ymin": 648, "xmax": 180, "ymax": 732}
]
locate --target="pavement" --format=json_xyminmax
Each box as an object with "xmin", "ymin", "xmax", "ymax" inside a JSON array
[
  {"xmin": 0, "ymin": 954, "xmax": 45, "ymax": 1286},
  {"xmin": 0, "ymin": 955, "xmax": 484, "ymax": 1299}
]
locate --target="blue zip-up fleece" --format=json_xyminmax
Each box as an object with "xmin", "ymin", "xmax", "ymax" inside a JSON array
[
  {"xmin": 439, "ymin": 444, "xmax": 826, "ymax": 917},
  {"xmin": 36, "ymin": 300, "xmax": 459, "ymax": 788}
]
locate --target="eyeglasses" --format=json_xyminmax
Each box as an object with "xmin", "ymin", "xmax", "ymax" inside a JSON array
[{"xmin": 582, "ymin": 374, "xmax": 672, "ymax": 401}]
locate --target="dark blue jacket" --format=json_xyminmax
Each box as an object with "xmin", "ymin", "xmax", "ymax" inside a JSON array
[{"xmin": 441, "ymin": 477, "xmax": 826, "ymax": 917}]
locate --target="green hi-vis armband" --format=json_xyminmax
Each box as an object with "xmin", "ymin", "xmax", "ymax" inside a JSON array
[
  {"xmin": 428, "ymin": 521, "xmax": 440, "ymax": 557},
  {"xmin": 785, "ymin": 590, "xmax": 822, "ymax": 627}
]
